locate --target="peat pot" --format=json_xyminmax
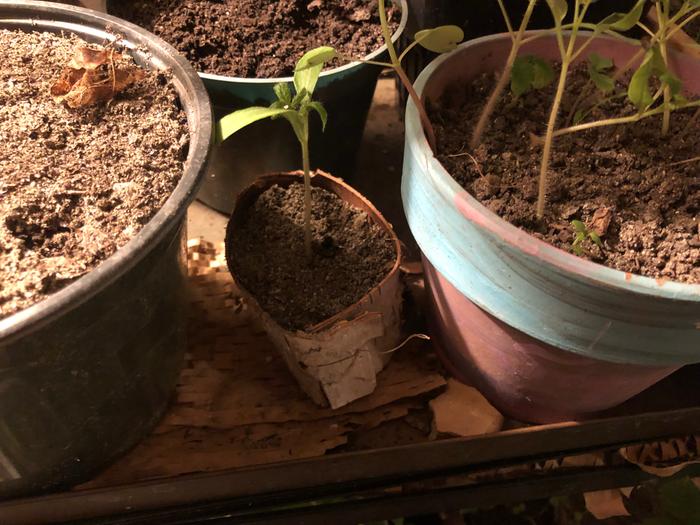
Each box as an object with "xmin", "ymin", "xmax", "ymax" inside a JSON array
[
  {"xmin": 225, "ymin": 171, "xmax": 404, "ymax": 409},
  {"xmin": 402, "ymin": 32, "xmax": 700, "ymax": 423},
  {"xmin": 0, "ymin": 1, "xmax": 212, "ymax": 497},
  {"xmin": 175, "ymin": 0, "xmax": 408, "ymax": 214}
]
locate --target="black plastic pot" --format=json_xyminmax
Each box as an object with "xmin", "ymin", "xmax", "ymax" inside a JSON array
[
  {"xmin": 0, "ymin": 0, "xmax": 212, "ymax": 499},
  {"xmin": 103, "ymin": 0, "xmax": 407, "ymax": 214}
]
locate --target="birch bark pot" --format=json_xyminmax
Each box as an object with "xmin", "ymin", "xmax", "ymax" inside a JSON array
[
  {"xmin": 0, "ymin": 0, "xmax": 212, "ymax": 497},
  {"xmin": 402, "ymin": 32, "xmax": 700, "ymax": 423},
  {"xmin": 225, "ymin": 171, "xmax": 404, "ymax": 409}
]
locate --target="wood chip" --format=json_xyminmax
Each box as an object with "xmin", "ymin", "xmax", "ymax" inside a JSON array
[
  {"xmin": 429, "ymin": 379, "xmax": 503, "ymax": 437},
  {"xmin": 584, "ymin": 489, "xmax": 631, "ymax": 519}
]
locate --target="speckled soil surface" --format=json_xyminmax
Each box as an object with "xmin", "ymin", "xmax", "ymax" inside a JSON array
[
  {"xmin": 110, "ymin": 0, "xmax": 399, "ymax": 78},
  {"xmin": 432, "ymin": 67, "xmax": 700, "ymax": 284},
  {"xmin": 0, "ymin": 30, "xmax": 188, "ymax": 320},
  {"xmin": 228, "ymin": 180, "xmax": 397, "ymax": 330}
]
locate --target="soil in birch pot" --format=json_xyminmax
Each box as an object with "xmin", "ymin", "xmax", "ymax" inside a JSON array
[
  {"xmin": 0, "ymin": 30, "xmax": 188, "ymax": 320},
  {"xmin": 432, "ymin": 67, "xmax": 700, "ymax": 284},
  {"xmin": 109, "ymin": 0, "xmax": 399, "ymax": 78},
  {"xmin": 228, "ymin": 180, "xmax": 397, "ymax": 331}
]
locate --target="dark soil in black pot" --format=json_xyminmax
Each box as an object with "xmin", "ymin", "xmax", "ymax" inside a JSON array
[
  {"xmin": 228, "ymin": 181, "xmax": 397, "ymax": 330},
  {"xmin": 110, "ymin": 0, "xmax": 399, "ymax": 78},
  {"xmin": 0, "ymin": 30, "xmax": 188, "ymax": 319},
  {"xmin": 432, "ymin": 67, "xmax": 700, "ymax": 284}
]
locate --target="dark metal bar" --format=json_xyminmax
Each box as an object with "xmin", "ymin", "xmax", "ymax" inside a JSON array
[
  {"xmin": 3, "ymin": 406, "xmax": 700, "ymax": 525},
  {"xmin": 64, "ymin": 464, "xmax": 700, "ymax": 525}
]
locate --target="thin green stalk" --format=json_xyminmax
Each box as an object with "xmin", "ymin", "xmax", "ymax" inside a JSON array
[
  {"xmin": 470, "ymin": 0, "xmax": 537, "ymax": 149},
  {"xmin": 657, "ymin": 1, "xmax": 672, "ymax": 136},
  {"xmin": 497, "ymin": 0, "xmax": 515, "ymax": 39},
  {"xmin": 378, "ymin": 0, "xmax": 437, "ymax": 151},
  {"xmin": 550, "ymin": 98, "xmax": 700, "ymax": 138},
  {"xmin": 300, "ymin": 119, "xmax": 312, "ymax": 261},
  {"xmin": 537, "ymin": 1, "xmax": 587, "ymax": 219}
]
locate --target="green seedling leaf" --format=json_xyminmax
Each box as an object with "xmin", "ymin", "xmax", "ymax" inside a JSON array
[
  {"xmin": 531, "ymin": 57, "xmax": 555, "ymax": 89},
  {"xmin": 571, "ymin": 220, "xmax": 587, "ymax": 233},
  {"xmin": 628, "ymin": 48, "xmax": 656, "ymax": 110},
  {"xmin": 273, "ymin": 82, "xmax": 292, "ymax": 105},
  {"xmin": 599, "ymin": 0, "xmax": 646, "ymax": 31},
  {"xmin": 589, "ymin": 231, "xmax": 603, "ymax": 248},
  {"xmin": 545, "ymin": 0, "xmax": 568, "ymax": 23},
  {"xmin": 588, "ymin": 52, "xmax": 613, "ymax": 72},
  {"xmin": 217, "ymin": 106, "xmax": 297, "ymax": 143},
  {"xmin": 293, "ymin": 46, "xmax": 336, "ymax": 98},
  {"xmin": 308, "ymin": 101, "xmax": 327, "ymax": 131},
  {"xmin": 660, "ymin": 71, "xmax": 683, "ymax": 98},
  {"xmin": 511, "ymin": 55, "xmax": 555, "ymax": 97},
  {"xmin": 573, "ymin": 108, "xmax": 585, "ymax": 124},
  {"xmin": 291, "ymin": 87, "xmax": 309, "ymax": 108},
  {"xmin": 414, "ymin": 25, "xmax": 465, "ymax": 53},
  {"xmin": 588, "ymin": 53, "xmax": 615, "ymax": 94},
  {"xmin": 588, "ymin": 65, "xmax": 615, "ymax": 93},
  {"xmin": 511, "ymin": 57, "xmax": 533, "ymax": 98}
]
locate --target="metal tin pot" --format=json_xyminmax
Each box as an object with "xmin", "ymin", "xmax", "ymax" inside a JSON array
[
  {"xmin": 402, "ymin": 32, "xmax": 700, "ymax": 423},
  {"xmin": 0, "ymin": 0, "xmax": 212, "ymax": 498}
]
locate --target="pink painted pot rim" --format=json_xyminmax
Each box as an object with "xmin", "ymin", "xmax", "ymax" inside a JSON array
[{"xmin": 409, "ymin": 31, "xmax": 700, "ymax": 303}]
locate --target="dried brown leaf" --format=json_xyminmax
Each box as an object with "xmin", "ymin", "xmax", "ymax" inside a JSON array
[
  {"xmin": 51, "ymin": 45, "xmax": 144, "ymax": 108},
  {"xmin": 589, "ymin": 206, "xmax": 613, "ymax": 237}
]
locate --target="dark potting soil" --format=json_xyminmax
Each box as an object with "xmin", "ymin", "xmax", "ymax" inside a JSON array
[
  {"xmin": 432, "ymin": 67, "xmax": 700, "ymax": 284},
  {"xmin": 109, "ymin": 0, "xmax": 399, "ymax": 78},
  {"xmin": 0, "ymin": 30, "xmax": 188, "ymax": 320},
  {"xmin": 229, "ymin": 180, "xmax": 397, "ymax": 331}
]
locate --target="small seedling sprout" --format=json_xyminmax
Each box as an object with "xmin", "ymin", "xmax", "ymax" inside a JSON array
[
  {"xmin": 217, "ymin": 47, "xmax": 335, "ymax": 261},
  {"xmin": 570, "ymin": 219, "xmax": 603, "ymax": 255}
]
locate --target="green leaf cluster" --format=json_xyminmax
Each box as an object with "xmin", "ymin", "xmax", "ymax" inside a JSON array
[
  {"xmin": 571, "ymin": 220, "xmax": 602, "ymax": 255},
  {"xmin": 628, "ymin": 45, "xmax": 684, "ymax": 110},
  {"xmin": 217, "ymin": 46, "xmax": 334, "ymax": 145},
  {"xmin": 510, "ymin": 55, "xmax": 556, "ymax": 98},
  {"xmin": 587, "ymin": 52, "xmax": 615, "ymax": 93}
]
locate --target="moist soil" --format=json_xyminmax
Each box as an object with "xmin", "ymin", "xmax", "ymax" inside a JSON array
[
  {"xmin": 432, "ymin": 67, "xmax": 700, "ymax": 284},
  {"xmin": 109, "ymin": 0, "xmax": 399, "ymax": 78},
  {"xmin": 0, "ymin": 30, "xmax": 188, "ymax": 320},
  {"xmin": 228, "ymin": 180, "xmax": 397, "ymax": 331}
]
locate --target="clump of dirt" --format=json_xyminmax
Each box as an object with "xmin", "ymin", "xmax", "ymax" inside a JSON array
[
  {"xmin": 110, "ymin": 0, "xmax": 399, "ymax": 78},
  {"xmin": 0, "ymin": 30, "xmax": 188, "ymax": 320},
  {"xmin": 432, "ymin": 65, "xmax": 700, "ymax": 284},
  {"xmin": 228, "ymin": 179, "xmax": 397, "ymax": 330}
]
